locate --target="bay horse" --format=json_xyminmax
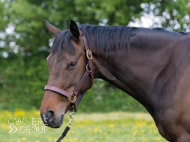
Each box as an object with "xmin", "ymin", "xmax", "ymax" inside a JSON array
[{"xmin": 40, "ymin": 20, "xmax": 190, "ymax": 142}]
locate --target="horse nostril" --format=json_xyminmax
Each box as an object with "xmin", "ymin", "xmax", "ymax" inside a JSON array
[{"xmin": 46, "ymin": 110, "xmax": 55, "ymax": 123}]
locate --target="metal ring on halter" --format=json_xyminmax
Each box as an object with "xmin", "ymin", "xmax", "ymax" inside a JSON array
[
  {"xmin": 86, "ymin": 50, "xmax": 92, "ymax": 59},
  {"xmin": 86, "ymin": 64, "xmax": 89, "ymax": 71},
  {"xmin": 68, "ymin": 92, "xmax": 77, "ymax": 103}
]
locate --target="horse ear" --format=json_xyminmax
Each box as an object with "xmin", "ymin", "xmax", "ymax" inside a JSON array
[
  {"xmin": 44, "ymin": 20, "xmax": 60, "ymax": 36},
  {"xmin": 70, "ymin": 20, "xmax": 80, "ymax": 41}
]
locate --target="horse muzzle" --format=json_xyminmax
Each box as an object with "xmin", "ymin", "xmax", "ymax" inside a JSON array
[{"xmin": 40, "ymin": 109, "xmax": 64, "ymax": 128}]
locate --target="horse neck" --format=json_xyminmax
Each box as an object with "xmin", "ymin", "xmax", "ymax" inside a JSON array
[
  {"xmin": 92, "ymin": 48, "xmax": 154, "ymax": 97},
  {"xmin": 91, "ymin": 30, "xmax": 177, "ymax": 114}
]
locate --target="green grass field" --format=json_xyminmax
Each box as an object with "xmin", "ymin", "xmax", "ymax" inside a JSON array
[{"xmin": 0, "ymin": 110, "xmax": 167, "ymax": 142}]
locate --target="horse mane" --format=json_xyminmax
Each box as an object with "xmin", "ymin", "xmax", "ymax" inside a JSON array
[
  {"xmin": 79, "ymin": 25, "xmax": 133, "ymax": 57},
  {"xmin": 51, "ymin": 24, "xmax": 134, "ymax": 57},
  {"xmin": 51, "ymin": 24, "xmax": 187, "ymax": 56}
]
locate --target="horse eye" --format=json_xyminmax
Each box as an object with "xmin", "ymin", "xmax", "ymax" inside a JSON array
[{"xmin": 68, "ymin": 61, "xmax": 77, "ymax": 69}]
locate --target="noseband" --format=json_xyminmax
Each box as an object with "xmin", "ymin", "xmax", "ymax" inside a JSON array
[{"xmin": 44, "ymin": 30, "xmax": 93, "ymax": 112}]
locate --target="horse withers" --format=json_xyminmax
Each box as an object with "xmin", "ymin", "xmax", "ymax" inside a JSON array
[{"xmin": 40, "ymin": 20, "xmax": 190, "ymax": 142}]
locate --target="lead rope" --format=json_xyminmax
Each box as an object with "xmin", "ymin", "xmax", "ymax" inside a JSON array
[{"xmin": 56, "ymin": 112, "xmax": 75, "ymax": 142}]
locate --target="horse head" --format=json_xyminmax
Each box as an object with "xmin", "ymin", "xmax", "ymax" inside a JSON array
[{"xmin": 40, "ymin": 20, "xmax": 93, "ymax": 128}]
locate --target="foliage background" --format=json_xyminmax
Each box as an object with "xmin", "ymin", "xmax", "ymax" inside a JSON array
[{"xmin": 0, "ymin": 0, "xmax": 190, "ymax": 112}]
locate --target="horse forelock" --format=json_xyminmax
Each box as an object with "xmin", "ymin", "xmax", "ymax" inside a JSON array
[{"xmin": 51, "ymin": 30, "xmax": 75, "ymax": 55}]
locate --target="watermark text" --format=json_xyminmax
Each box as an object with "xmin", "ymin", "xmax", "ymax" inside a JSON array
[{"xmin": 8, "ymin": 118, "xmax": 48, "ymax": 134}]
